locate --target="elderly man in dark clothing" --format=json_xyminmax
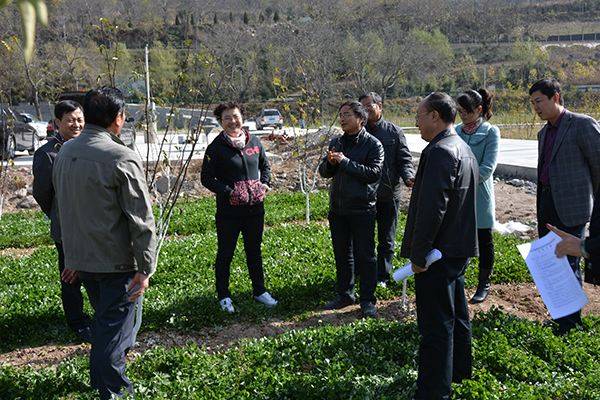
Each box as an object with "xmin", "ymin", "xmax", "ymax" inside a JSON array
[{"xmin": 402, "ymin": 92, "xmax": 478, "ymax": 400}]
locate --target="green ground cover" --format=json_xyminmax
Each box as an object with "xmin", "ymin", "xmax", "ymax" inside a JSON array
[{"xmin": 2, "ymin": 191, "xmax": 597, "ymax": 399}]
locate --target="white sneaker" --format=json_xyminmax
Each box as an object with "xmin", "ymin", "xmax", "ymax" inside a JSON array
[
  {"xmin": 255, "ymin": 292, "xmax": 278, "ymax": 307},
  {"xmin": 219, "ymin": 297, "xmax": 235, "ymax": 313}
]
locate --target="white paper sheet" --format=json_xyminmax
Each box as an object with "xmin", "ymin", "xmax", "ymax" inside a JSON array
[{"xmin": 517, "ymin": 231, "xmax": 588, "ymax": 320}]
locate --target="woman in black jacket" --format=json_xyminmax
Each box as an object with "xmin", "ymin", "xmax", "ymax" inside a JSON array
[{"xmin": 201, "ymin": 102, "xmax": 277, "ymax": 313}]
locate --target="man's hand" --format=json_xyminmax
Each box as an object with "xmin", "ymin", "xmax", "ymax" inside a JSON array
[
  {"xmin": 61, "ymin": 267, "xmax": 79, "ymax": 284},
  {"xmin": 412, "ymin": 264, "xmax": 429, "ymax": 274},
  {"xmin": 327, "ymin": 146, "xmax": 345, "ymax": 165},
  {"xmin": 405, "ymin": 177, "xmax": 415, "ymax": 188},
  {"xmin": 547, "ymin": 224, "xmax": 583, "ymax": 258},
  {"xmin": 128, "ymin": 273, "xmax": 150, "ymax": 302}
]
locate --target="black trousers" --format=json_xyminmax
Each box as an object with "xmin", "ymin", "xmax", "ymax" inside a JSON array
[
  {"xmin": 215, "ymin": 213, "xmax": 266, "ymax": 300},
  {"xmin": 79, "ymin": 271, "xmax": 138, "ymax": 400},
  {"xmin": 477, "ymin": 228, "xmax": 495, "ymax": 273},
  {"xmin": 538, "ymin": 190, "xmax": 585, "ymax": 335},
  {"xmin": 414, "ymin": 257, "xmax": 472, "ymax": 400},
  {"xmin": 328, "ymin": 212, "xmax": 377, "ymax": 305},
  {"xmin": 376, "ymin": 199, "xmax": 401, "ymax": 282},
  {"xmin": 55, "ymin": 242, "xmax": 91, "ymax": 332}
]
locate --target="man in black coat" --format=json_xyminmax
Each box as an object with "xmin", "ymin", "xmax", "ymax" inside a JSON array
[
  {"xmin": 319, "ymin": 101, "xmax": 384, "ymax": 317},
  {"xmin": 32, "ymin": 100, "xmax": 91, "ymax": 343},
  {"xmin": 402, "ymin": 92, "xmax": 479, "ymax": 400},
  {"xmin": 359, "ymin": 92, "xmax": 414, "ymax": 284}
]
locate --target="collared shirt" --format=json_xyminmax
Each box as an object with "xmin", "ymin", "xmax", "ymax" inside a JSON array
[{"xmin": 540, "ymin": 109, "xmax": 566, "ymax": 186}]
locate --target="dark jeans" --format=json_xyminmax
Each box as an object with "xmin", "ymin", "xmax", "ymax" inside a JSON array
[
  {"xmin": 414, "ymin": 257, "xmax": 472, "ymax": 400},
  {"xmin": 376, "ymin": 199, "xmax": 401, "ymax": 282},
  {"xmin": 538, "ymin": 190, "xmax": 585, "ymax": 335},
  {"xmin": 79, "ymin": 271, "xmax": 138, "ymax": 400},
  {"xmin": 328, "ymin": 212, "xmax": 377, "ymax": 304},
  {"xmin": 215, "ymin": 213, "xmax": 266, "ymax": 300},
  {"xmin": 55, "ymin": 242, "xmax": 91, "ymax": 332},
  {"xmin": 477, "ymin": 228, "xmax": 495, "ymax": 273}
]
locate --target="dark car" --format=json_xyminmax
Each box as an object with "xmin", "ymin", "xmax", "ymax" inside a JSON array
[
  {"xmin": 256, "ymin": 109, "xmax": 283, "ymax": 130},
  {"xmin": 57, "ymin": 91, "xmax": 136, "ymax": 149},
  {"xmin": 1, "ymin": 105, "xmax": 38, "ymax": 159}
]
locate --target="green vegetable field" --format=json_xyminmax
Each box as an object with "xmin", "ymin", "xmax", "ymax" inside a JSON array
[{"xmin": 1, "ymin": 191, "xmax": 599, "ymax": 399}]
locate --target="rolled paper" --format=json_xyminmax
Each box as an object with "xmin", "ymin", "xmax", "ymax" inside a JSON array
[{"xmin": 392, "ymin": 249, "xmax": 443, "ymax": 283}]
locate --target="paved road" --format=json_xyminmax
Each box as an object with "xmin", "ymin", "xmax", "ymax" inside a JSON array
[
  {"xmin": 404, "ymin": 132, "xmax": 537, "ymax": 181},
  {"xmin": 6, "ymin": 126, "xmax": 539, "ymax": 181}
]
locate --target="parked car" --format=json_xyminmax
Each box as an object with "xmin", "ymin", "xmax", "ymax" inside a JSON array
[
  {"xmin": 256, "ymin": 109, "xmax": 283, "ymax": 130},
  {"xmin": 1, "ymin": 106, "xmax": 39, "ymax": 159},
  {"xmin": 19, "ymin": 112, "xmax": 48, "ymax": 140},
  {"xmin": 57, "ymin": 91, "xmax": 136, "ymax": 149}
]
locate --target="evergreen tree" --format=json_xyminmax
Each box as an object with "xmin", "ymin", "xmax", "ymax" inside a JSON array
[
  {"xmin": 176, "ymin": 15, "xmax": 180, "ymax": 25},
  {"xmin": 229, "ymin": 11, "xmax": 234, "ymax": 23},
  {"xmin": 214, "ymin": 13, "xmax": 219, "ymax": 24},
  {"xmin": 191, "ymin": 14, "xmax": 195, "ymax": 26},
  {"xmin": 274, "ymin": 11, "xmax": 280, "ymax": 23},
  {"xmin": 243, "ymin": 12, "xmax": 249, "ymax": 24}
]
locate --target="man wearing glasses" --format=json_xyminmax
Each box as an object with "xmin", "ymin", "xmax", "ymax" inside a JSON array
[
  {"xmin": 359, "ymin": 92, "xmax": 414, "ymax": 285},
  {"xmin": 402, "ymin": 92, "xmax": 478, "ymax": 400},
  {"xmin": 319, "ymin": 101, "xmax": 384, "ymax": 317}
]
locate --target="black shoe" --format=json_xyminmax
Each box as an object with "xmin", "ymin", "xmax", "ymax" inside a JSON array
[
  {"xmin": 470, "ymin": 283, "xmax": 490, "ymax": 304},
  {"xmin": 323, "ymin": 295, "xmax": 354, "ymax": 310},
  {"xmin": 76, "ymin": 327, "xmax": 92, "ymax": 344},
  {"xmin": 361, "ymin": 301, "xmax": 377, "ymax": 317}
]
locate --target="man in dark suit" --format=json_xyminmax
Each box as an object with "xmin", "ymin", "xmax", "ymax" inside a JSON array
[
  {"xmin": 531, "ymin": 77, "xmax": 600, "ymax": 335},
  {"xmin": 32, "ymin": 100, "xmax": 91, "ymax": 343}
]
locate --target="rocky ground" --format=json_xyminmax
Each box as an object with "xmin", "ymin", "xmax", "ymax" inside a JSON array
[{"xmin": 1, "ymin": 130, "xmax": 599, "ymax": 369}]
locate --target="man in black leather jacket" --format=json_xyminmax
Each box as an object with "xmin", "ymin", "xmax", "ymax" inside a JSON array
[
  {"xmin": 401, "ymin": 92, "xmax": 478, "ymax": 400},
  {"xmin": 359, "ymin": 92, "xmax": 415, "ymax": 284},
  {"xmin": 319, "ymin": 101, "xmax": 384, "ymax": 317}
]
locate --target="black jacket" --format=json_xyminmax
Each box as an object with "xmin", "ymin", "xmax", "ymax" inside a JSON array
[
  {"xmin": 401, "ymin": 129, "xmax": 479, "ymax": 268},
  {"xmin": 318, "ymin": 128, "xmax": 384, "ymax": 215},
  {"xmin": 366, "ymin": 117, "xmax": 414, "ymax": 201},
  {"xmin": 32, "ymin": 134, "xmax": 65, "ymax": 243},
  {"xmin": 201, "ymin": 131, "xmax": 271, "ymax": 217},
  {"xmin": 584, "ymin": 185, "xmax": 600, "ymax": 284}
]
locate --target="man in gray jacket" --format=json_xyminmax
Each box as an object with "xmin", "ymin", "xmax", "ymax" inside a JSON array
[
  {"xmin": 53, "ymin": 87, "xmax": 156, "ymax": 400},
  {"xmin": 359, "ymin": 92, "xmax": 414, "ymax": 284}
]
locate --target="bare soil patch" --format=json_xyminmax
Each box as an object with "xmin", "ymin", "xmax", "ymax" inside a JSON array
[{"xmin": 1, "ymin": 135, "xmax": 598, "ymax": 369}]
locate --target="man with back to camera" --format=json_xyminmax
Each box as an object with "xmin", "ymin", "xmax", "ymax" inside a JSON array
[
  {"xmin": 319, "ymin": 101, "xmax": 384, "ymax": 317},
  {"xmin": 402, "ymin": 92, "xmax": 478, "ymax": 400},
  {"xmin": 53, "ymin": 87, "xmax": 156, "ymax": 400},
  {"xmin": 32, "ymin": 100, "xmax": 91, "ymax": 343},
  {"xmin": 358, "ymin": 92, "xmax": 415, "ymax": 285},
  {"xmin": 530, "ymin": 77, "xmax": 600, "ymax": 335}
]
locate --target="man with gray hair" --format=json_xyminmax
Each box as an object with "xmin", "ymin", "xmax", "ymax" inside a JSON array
[
  {"xmin": 402, "ymin": 92, "xmax": 478, "ymax": 400},
  {"xmin": 53, "ymin": 87, "xmax": 156, "ymax": 400},
  {"xmin": 359, "ymin": 92, "xmax": 414, "ymax": 285}
]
